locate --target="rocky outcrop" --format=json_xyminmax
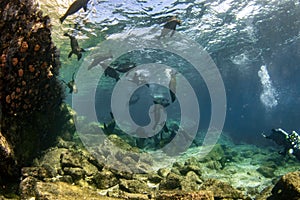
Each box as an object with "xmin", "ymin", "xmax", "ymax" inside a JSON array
[
  {"xmin": 20, "ymin": 179, "xmax": 118, "ymax": 200},
  {"xmin": 267, "ymin": 171, "xmax": 300, "ymax": 200},
  {"xmin": 199, "ymin": 179, "xmax": 247, "ymax": 200},
  {"xmin": 0, "ymin": 0, "xmax": 74, "ymax": 182}
]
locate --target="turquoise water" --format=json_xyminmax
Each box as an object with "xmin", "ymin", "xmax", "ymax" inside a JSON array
[{"xmin": 39, "ymin": 0, "xmax": 300, "ymax": 144}]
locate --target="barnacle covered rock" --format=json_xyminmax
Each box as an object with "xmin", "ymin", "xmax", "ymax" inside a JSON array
[{"xmin": 0, "ymin": 0, "xmax": 70, "ymax": 182}]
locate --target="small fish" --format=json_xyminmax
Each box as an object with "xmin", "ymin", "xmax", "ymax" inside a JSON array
[
  {"xmin": 158, "ymin": 16, "xmax": 182, "ymax": 39},
  {"xmin": 64, "ymin": 33, "xmax": 85, "ymax": 61},
  {"xmin": 60, "ymin": 0, "xmax": 89, "ymax": 23},
  {"xmin": 87, "ymin": 52, "xmax": 113, "ymax": 70}
]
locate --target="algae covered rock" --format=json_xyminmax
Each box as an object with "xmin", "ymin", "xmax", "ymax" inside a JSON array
[
  {"xmin": 156, "ymin": 190, "xmax": 214, "ymax": 200},
  {"xmin": 119, "ymin": 179, "xmax": 150, "ymax": 194},
  {"xmin": 268, "ymin": 171, "xmax": 300, "ymax": 200},
  {"xmin": 0, "ymin": 0, "xmax": 72, "ymax": 181},
  {"xmin": 20, "ymin": 179, "xmax": 118, "ymax": 200},
  {"xmin": 200, "ymin": 178, "xmax": 247, "ymax": 199},
  {"xmin": 93, "ymin": 169, "xmax": 119, "ymax": 189},
  {"xmin": 159, "ymin": 172, "xmax": 183, "ymax": 190}
]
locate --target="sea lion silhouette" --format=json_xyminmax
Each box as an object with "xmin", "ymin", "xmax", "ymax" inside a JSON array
[
  {"xmin": 105, "ymin": 67, "xmax": 120, "ymax": 82},
  {"xmin": 64, "ymin": 33, "xmax": 85, "ymax": 60},
  {"xmin": 60, "ymin": 0, "xmax": 89, "ymax": 23},
  {"xmin": 158, "ymin": 16, "xmax": 182, "ymax": 39},
  {"xmin": 100, "ymin": 63, "xmax": 120, "ymax": 82}
]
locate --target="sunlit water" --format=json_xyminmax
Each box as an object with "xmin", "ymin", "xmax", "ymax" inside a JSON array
[{"xmin": 36, "ymin": 0, "xmax": 300, "ymax": 145}]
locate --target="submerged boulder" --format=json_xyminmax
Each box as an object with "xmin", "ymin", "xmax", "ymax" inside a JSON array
[
  {"xmin": 268, "ymin": 171, "xmax": 300, "ymax": 200},
  {"xmin": 199, "ymin": 178, "xmax": 247, "ymax": 199},
  {"xmin": 20, "ymin": 179, "xmax": 117, "ymax": 200},
  {"xmin": 0, "ymin": 0, "xmax": 72, "ymax": 182}
]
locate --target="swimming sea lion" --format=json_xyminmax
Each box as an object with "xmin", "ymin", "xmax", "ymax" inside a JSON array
[
  {"xmin": 158, "ymin": 16, "xmax": 182, "ymax": 39},
  {"xmin": 64, "ymin": 33, "xmax": 85, "ymax": 60},
  {"xmin": 102, "ymin": 63, "xmax": 120, "ymax": 82},
  {"xmin": 60, "ymin": 0, "xmax": 89, "ymax": 23}
]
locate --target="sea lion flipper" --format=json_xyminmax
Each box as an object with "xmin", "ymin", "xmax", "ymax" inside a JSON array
[
  {"xmin": 63, "ymin": 33, "xmax": 70, "ymax": 38},
  {"xmin": 170, "ymin": 90, "xmax": 176, "ymax": 102},
  {"xmin": 77, "ymin": 53, "xmax": 82, "ymax": 60},
  {"xmin": 68, "ymin": 51, "xmax": 73, "ymax": 58},
  {"xmin": 110, "ymin": 112, "xmax": 114, "ymax": 120},
  {"xmin": 83, "ymin": 5, "xmax": 88, "ymax": 12},
  {"xmin": 60, "ymin": 15, "xmax": 66, "ymax": 23},
  {"xmin": 170, "ymin": 30, "xmax": 176, "ymax": 37}
]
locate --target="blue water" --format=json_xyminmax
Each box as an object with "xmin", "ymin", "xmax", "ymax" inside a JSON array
[{"xmin": 40, "ymin": 0, "xmax": 300, "ymax": 146}]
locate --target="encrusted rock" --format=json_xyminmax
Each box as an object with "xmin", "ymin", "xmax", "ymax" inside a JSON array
[
  {"xmin": 63, "ymin": 167, "xmax": 85, "ymax": 181},
  {"xmin": 268, "ymin": 171, "xmax": 300, "ymax": 200},
  {"xmin": 93, "ymin": 169, "xmax": 119, "ymax": 189},
  {"xmin": 179, "ymin": 164, "xmax": 202, "ymax": 176},
  {"xmin": 21, "ymin": 166, "xmax": 55, "ymax": 180},
  {"xmin": 61, "ymin": 150, "xmax": 82, "ymax": 168},
  {"xmin": 158, "ymin": 168, "xmax": 170, "ymax": 178},
  {"xmin": 156, "ymin": 190, "xmax": 214, "ymax": 200},
  {"xmin": 119, "ymin": 179, "xmax": 150, "ymax": 194},
  {"xmin": 199, "ymin": 178, "xmax": 247, "ymax": 199},
  {"xmin": 19, "ymin": 176, "xmax": 37, "ymax": 200},
  {"xmin": 21, "ymin": 181, "xmax": 114, "ymax": 200},
  {"xmin": 159, "ymin": 172, "xmax": 183, "ymax": 190},
  {"xmin": 148, "ymin": 172, "xmax": 163, "ymax": 184}
]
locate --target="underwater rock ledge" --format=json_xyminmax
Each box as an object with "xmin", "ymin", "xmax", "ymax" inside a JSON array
[{"xmin": 0, "ymin": 0, "xmax": 73, "ymax": 185}]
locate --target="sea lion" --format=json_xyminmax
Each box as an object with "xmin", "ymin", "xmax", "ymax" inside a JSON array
[
  {"xmin": 62, "ymin": 72, "xmax": 78, "ymax": 93},
  {"xmin": 60, "ymin": 0, "xmax": 89, "ymax": 23},
  {"xmin": 101, "ymin": 63, "xmax": 120, "ymax": 82},
  {"xmin": 158, "ymin": 16, "xmax": 182, "ymax": 39},
  {"xmin": 64, "ymin": 33, "xmax": 85, "ymax": 61},
  {"xmin": 111, "ymin": 58, "xmax": 137, "ymax": 73}
]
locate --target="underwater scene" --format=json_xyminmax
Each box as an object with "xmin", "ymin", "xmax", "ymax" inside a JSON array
[{"xmin": 1, "ymin": 0, "xmax": 300, "ymax": 199}]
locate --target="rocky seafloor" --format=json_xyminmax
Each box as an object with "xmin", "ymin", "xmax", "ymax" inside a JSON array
[{"xmin": 1, "ymin": 123, "xmax": 300, "ymax": 200}]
